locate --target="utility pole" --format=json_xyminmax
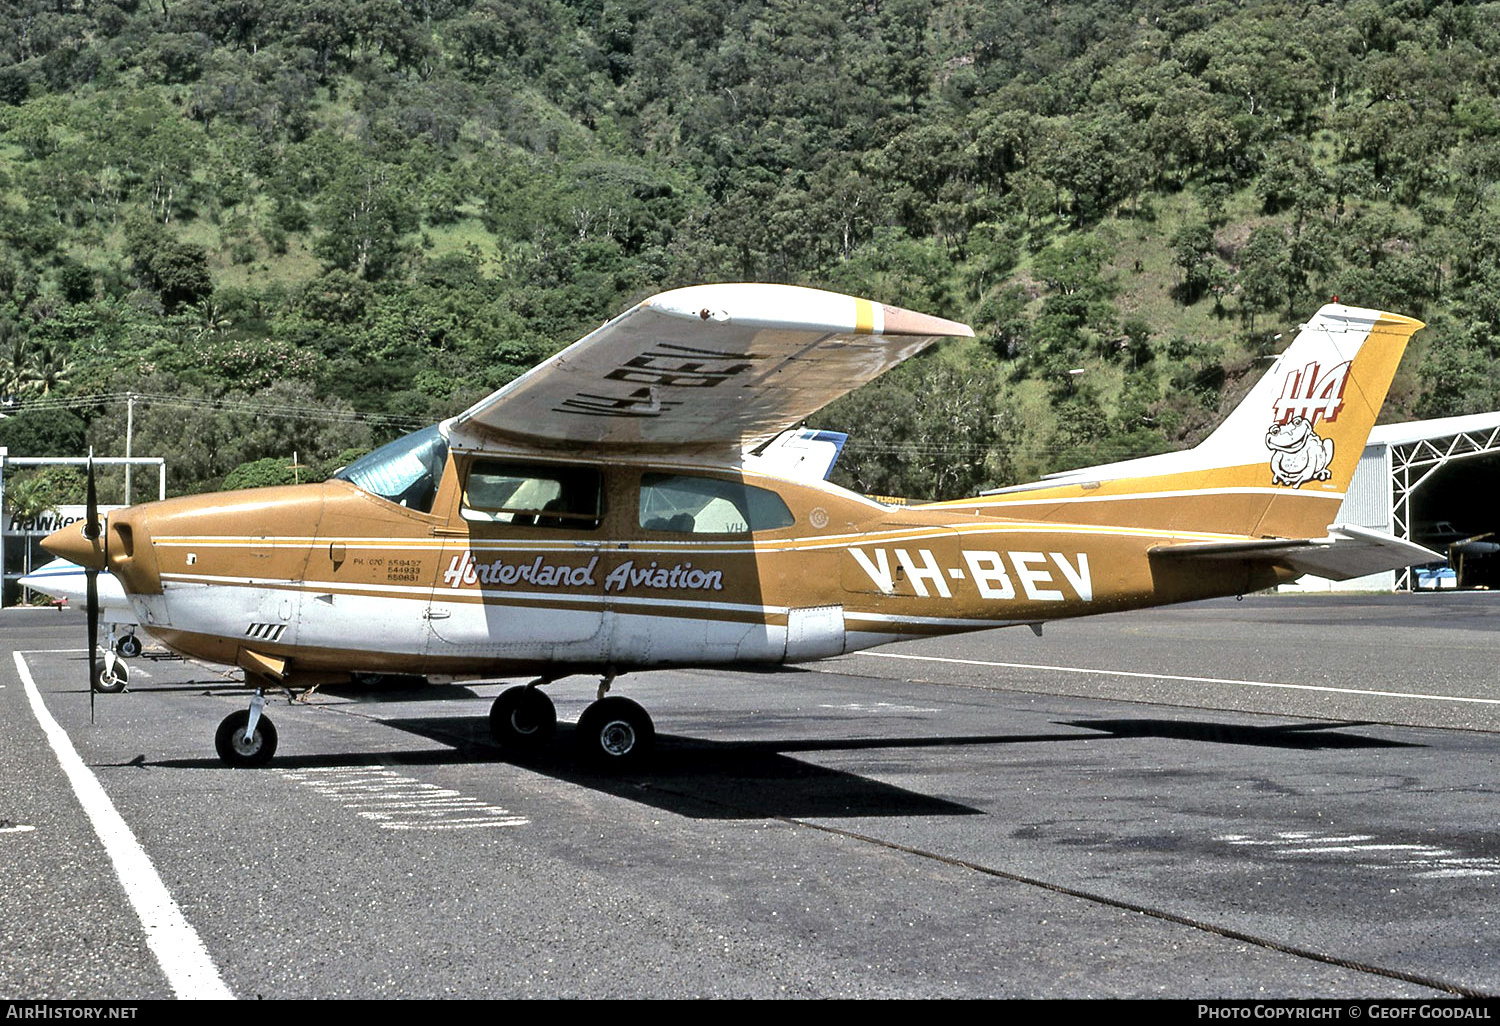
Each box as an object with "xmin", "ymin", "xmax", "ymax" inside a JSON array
[{"xmin": 124, "ymin": 393, "xmax": 135, "ymax": 506}]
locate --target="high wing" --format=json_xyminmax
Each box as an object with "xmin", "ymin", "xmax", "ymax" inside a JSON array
[{"xmin": 444, "ymin": 283, "xmax": 973, "ymax": 454}]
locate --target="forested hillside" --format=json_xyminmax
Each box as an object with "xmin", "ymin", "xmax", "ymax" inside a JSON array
[{"xmin": 1, "ymin": 0, "xmax": 1498, "ymax": 501}]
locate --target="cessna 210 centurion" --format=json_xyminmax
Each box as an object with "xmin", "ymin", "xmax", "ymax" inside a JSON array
[{"xmin": 44, "ymin": 284, "xmax": 1434, "ymax": 769}]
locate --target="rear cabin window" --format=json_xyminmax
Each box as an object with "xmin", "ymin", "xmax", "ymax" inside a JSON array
[
  {"xmin": 462, "ymin": 462, "xmax": 603, "ymax": 529},
  {"xmin": 638, "ymin": 473, "xmax": 794, "ymax": 535}
]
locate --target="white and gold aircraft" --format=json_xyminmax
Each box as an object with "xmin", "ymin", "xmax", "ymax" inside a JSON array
[{"xmin": 44, "ymin": 284, "xmax": 1435, "ymax": 769}]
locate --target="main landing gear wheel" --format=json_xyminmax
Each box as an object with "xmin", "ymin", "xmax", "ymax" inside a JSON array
[
  {"xmin": 489, "ymin": 686, "xmax": 557, "ymax": 753},
  {"xmin": 93, "ymin": 660, "xmax": 128, "ymax": 694},
  {"xmin": 215, "ymin": 709, "xmax": 278, "ymax": 767},
  {"xmin": 575, "ymin": 696, "xmax": 654, "ymax": 770},
  {"xmin": 116, "ymin": 633, "xmax": 143, "ymax": 659}
]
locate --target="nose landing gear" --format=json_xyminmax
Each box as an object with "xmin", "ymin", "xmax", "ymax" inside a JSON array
[
  {"xmin": 215, "ymin": 689, "xmax": 278, "ymax": 767},
  {"xmin": 93, "ymin": 652, "xmax": 130, "ymax": 694},
  {"xmin": 91, "ymin": 627, "xmax": 143, "ymax": 693}
]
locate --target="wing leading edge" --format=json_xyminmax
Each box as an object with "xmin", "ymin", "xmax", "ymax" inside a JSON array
[{"xmin": 444, "ymin": 284, "xmax": 973, "ymax": 454}]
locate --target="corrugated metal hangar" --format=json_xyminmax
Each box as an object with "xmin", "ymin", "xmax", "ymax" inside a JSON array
[{"xmin": 1290, "ymin": 412, "xmax": 1500, "ymax": 591}]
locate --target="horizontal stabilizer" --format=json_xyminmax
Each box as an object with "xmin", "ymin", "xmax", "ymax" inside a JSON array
[
  {"xmin": 1150, "ymin": 524, "xmax": 1440, "ymax": 581},
  {"xmin": 743, "ymin": 428, "xmax": 849, "ymax": 482}
]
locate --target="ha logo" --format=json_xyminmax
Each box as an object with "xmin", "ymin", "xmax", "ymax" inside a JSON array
[{"xmin": 1265, "ymin": 360, "xmax": 1349, "ymax": 488}]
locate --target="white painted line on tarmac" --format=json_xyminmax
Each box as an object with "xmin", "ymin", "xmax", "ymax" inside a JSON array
[
  {"xmin": 14, "ymin": 652, "xmax": 234, "ymax": 1000},
  {"xmin": 19, "ymin": 650, "xmax": 156, "ymax": 679},
  {"xmin": 278, "ymin": 766, "xmax": 529, "ymax": 831},
  {"xmin": 1216, "ymin": 829, "xmax": 1500, "ymax": 878},
  {"xmin": 855, "ymin": 651, "xmax": 1500, "ymax": 706}
]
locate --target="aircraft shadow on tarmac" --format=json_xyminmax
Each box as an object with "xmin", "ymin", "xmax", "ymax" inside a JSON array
[
  {"xmin": 143, "ymin": 712, "xmax": 1415, "ymax": 819},
  {"xmin": 315, "ymin": 716, "xmax": 1029, "ymax": 819},
  {"xmin": 148, "ymin": 713, "xmax": 1131, "ymax": 819},
  {"xmin": 1060, "ymin": 718, "xmax": 1422, "ymax": 749}
]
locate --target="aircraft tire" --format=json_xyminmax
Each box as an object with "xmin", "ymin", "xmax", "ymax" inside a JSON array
[
  {"xmin": 117, "ymin": 634, "xmax": 143, "ymax": 659},
  {"xmin": 215, "ymin": 710, "xmax": 278, "ymax": 768},
  {"xmin": 93, "ymin": 661, "xmax": 129, "ymax": 694},
  {"xmin": 576, "ymin": 697, "xmax": 654, "ymax": 770},
  {"xmin": 489, "ymin": 686, "xmax": 556, "ymax": 752}
]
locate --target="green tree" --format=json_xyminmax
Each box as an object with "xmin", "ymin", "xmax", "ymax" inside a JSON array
[
  {"xmin": 1237, "ymin": 227, "xmax": 1291, "ymax": 329},
  {"xmin": 1172, "ymin": 221, "xmax": 1221, "ymax": 305},
  {"xmin": 816, "ymin": 347, "xmax": 1008, "ymax": 500},
  {"xmin": 0, "ymin": 408, "xmax": 87, "ymax": 456},
  {"xmin": 5, "ymin": 466, "xmax": 85, "ymax": 526},
  {"xmin": 314, "ymin": 157, "xmax": 418, "ymax": 280},
  {"xmin": 221, "ymin": 455, "xmax": 300, "ymax": 490}
]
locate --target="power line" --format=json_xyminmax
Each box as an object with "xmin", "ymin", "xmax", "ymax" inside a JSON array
[
  {"xmin": 0, "ymin": 392, "xmax": 429, "ymax": 430},
  {"xmin": 2, "ymin": 394, "xmax": 1167, "ymax": 464}
]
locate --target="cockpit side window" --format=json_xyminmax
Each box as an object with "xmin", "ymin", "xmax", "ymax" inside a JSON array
[
  {"xmin": 332, "ymin": 425, "xmax": 449, "ymax": 514},
  {"xmin": 462, "ymin": 461, "xmax": 603, "ymax": 529}
]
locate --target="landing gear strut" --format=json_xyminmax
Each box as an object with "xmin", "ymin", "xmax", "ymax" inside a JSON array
[{"xmin": 215, "ymin": 689, "xmax": 278, "ymax": 767}]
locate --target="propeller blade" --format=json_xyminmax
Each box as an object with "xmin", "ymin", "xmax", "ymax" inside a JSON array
[
  {"xmin": 86, "ymin": 568, "xmax": 98, "ymax": 721},
  {"xmin": 84, "ymin": 451, "xmax": 100, "ymax": 721}
]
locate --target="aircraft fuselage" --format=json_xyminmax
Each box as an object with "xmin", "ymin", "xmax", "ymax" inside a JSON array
[{"xmin": 84, "ymin": 447, "xmax": 1283, "ymax": 690}]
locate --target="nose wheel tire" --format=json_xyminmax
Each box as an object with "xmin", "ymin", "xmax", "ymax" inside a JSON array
[
  {"xmin": 489, "ymin": 686, "xmax": 557, "ymax": 752},
  {"xmin": 575, "ymin": 696, "xmax": 654, "ymax": 770},
  {"xmin": 93, "ymin": 661, "xmax": 129, "ymax": 694},
  {"xmin": 215, "ymin": 709, "xmax": 278, "ymax": 767}
]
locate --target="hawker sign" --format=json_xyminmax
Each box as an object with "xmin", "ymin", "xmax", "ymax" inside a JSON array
[{"xmin": 5, "ymin": 504, "xmax": 124, "ymax": 537}]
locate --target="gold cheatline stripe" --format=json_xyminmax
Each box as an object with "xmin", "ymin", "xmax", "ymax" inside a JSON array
[{"xmin": 854, "ymin": 298, "xmax": 874, "ymax": 334}]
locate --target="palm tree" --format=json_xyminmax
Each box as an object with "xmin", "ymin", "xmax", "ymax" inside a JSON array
[
  {"xmin": 1, "ymin": 337, "xmax": 33, "ymax": 401},
  {"xmin": 24, "ymin": 343, "xmax": 71, "ymax": 395},
  {"xmin": 192, "ymin": 297, "xmax": 232, "ymax": 339}
]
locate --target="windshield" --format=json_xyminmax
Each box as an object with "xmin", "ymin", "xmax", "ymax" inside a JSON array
[{"xmin": 333, "ymin": 424, "xmax": 449, "ymax": 513}]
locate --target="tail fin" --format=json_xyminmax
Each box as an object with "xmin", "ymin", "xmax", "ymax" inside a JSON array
[{"xmin": 967, "ymin": 303, "xmax": 1424, "ymax": 539}]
